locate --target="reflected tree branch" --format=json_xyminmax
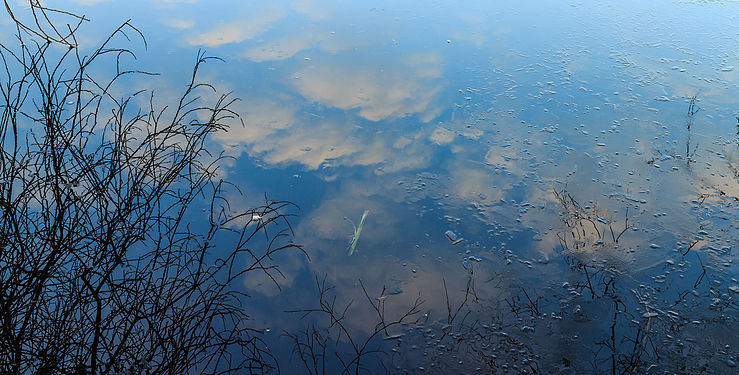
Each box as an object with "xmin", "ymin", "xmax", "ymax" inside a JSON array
[
  {"xmin": 4, "ymin": 1, "xmax": 89, "ymax": 47},
  {"xmin": 0, "ymin": 21, "xmax": 304, "ymax": 374}
]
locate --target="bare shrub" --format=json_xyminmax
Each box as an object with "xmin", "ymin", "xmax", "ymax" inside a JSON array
[{"xmin": 0, "ymin": 23, "xmax": 303, "ymax": 374}]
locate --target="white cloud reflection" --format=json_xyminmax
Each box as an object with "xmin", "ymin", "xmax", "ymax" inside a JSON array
[
  {"xmin": 242, "ymin": 33, "xmax": 325, "ymax": 62},
  {"xmin": 162, "ymin": 18, "xmax": 194, "ymax": 30},
  {"xmin": 294, "ymin": 53, "xmax": 444, "ymax": 122},
  {"xmin": 291, "ymin": 0, "xmax": 336, "ymax": 21},
  {"xmin": 188, "ymin": 3, "xmax": 287, "ymax": 46},
  {"xmin": 213, "ymin": 94, "xmax": 433, "ymax": 174},
  {"xmin": 429, "ymin": 126, "xmax": 454, "ymax": 145}
]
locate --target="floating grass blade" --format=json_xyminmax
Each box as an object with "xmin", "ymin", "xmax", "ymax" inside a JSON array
[{"xmin": 347, "ymin": 210, "xmax": 369, "ymax": 256}]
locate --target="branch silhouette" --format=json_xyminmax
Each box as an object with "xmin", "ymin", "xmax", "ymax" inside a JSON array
[
  {"xmin": 0, "ymin": 22, "xmax": 304, "ymax": 374},
  {"xmin": 4, "ymin": 1, "xmax": 89, "ymax": 47}
]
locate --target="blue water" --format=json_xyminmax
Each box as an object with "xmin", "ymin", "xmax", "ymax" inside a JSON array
[{"xmin": 4, "ymin": 0, "xmax": 737, "ymax": 373}]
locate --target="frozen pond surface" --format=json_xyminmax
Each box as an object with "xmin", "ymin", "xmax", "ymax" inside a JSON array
[{"xmin": 4, "ymin": 0, "xmax": 737, "ymax": 373}]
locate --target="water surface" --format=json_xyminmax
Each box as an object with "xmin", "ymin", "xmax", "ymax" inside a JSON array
[{"xmin": 8, "ymin": 0, "xmax": 738, "ymax": 373}]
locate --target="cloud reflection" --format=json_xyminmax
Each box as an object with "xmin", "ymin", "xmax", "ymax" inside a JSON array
[
  {"xmin": 242, "ymin": 32, "xmax": 327, "ymax": 62},
  {"xmin": 188, "ymin": 3, "xmax": 287, "ymax": 46},
  {"xmin": 293, "ymin": 53, "xmax": 444, "ymax": 122},
  {"xmin": 214, "ymin": 95, "xmax": 433, "ymax": 174}
]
